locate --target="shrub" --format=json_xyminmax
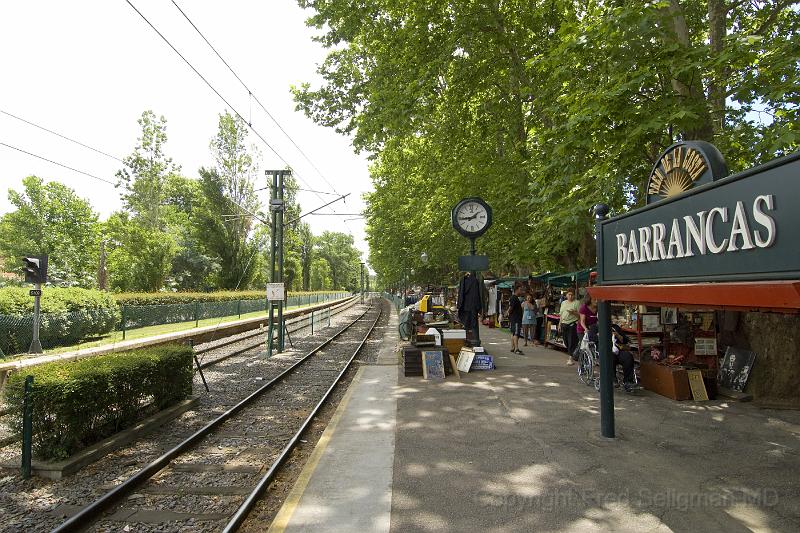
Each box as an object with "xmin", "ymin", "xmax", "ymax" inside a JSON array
[
  {"xmin": 113, "ymin": 290, "xmax": 341, "ymax": 306},
  {"xmin": 0, "ymin": 286, "xmax": 118, "ymax": 315},
  {"xmin": 3, "ymin": 344, "xmax": 193, "ymax": 460},
  {"xmin": 0, "ymin": 287, "xmax": 120, "ymax": 355}
]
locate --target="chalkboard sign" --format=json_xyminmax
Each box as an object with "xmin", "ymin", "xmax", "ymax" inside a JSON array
[
  {"xmin": 718, "ymin": 347, "xmax": 756, "ymax": 392},
  {"xmin": 422, "ymin": 350, "xmax": 446, "ymax": 380}
]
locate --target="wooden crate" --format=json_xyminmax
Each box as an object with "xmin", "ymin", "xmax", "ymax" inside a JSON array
[{"xmin": 640, "ymin": 361, "xmax": 691, "ymax": 400}]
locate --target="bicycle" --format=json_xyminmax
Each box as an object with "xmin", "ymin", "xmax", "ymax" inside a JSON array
[{"xmin": 576, "ymin": 333, "xmax": 640, "ymax": 393}]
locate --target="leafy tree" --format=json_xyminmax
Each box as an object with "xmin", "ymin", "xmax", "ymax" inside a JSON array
[
  {"xmin": 294, "ymin": 0, "xmax": 799, "ymax": 285},
  {"xmin": 195, "ymin": 112, "xmax": 263, "ymax": 289},
  {"xmin": 116, "ymin": 111, "xmax": 181, "ymax": 229},
  {"xmin": 310, "ymin": 256, "xmax": 332, "ymax": 290},
  {"xmin": 109, "ymin": 110, "xmax": 182, "ymax": 290},
  {"xmin": 314, "ymin": 231, "xmax": 362, "ymax": 291},
  {"xmin": 103, "ymin": 212, "xmax": 176, "ymax": 292},
  {"xmin": 163, "ymin": 175, "xmax": 219, "ymax": 290},
  {"xmin": 0, "ymin": 176, "xmax": 100, "ymax": 287}
]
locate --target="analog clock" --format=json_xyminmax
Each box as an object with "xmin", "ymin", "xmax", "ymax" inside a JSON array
[{"xmin": 452, "ymin": 197, "xmax": 493, "ymax": 238}]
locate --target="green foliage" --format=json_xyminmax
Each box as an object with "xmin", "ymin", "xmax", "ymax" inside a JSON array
[
  {"xmin": 116, "ymin": 111, "xmax": 181, "ymax": 229},
  {"xmin": 3, "ymin": 344, "xmax": 192, "ymax": 460},
  {"xmin": 112, "ymin": 290, "xmax": 340, "ymax": 306},
  {"xmin": 195, "ymin": 112, "xmax": 263, "ymax": 290},
  {"xmin": 314, "ymin": 231, "xmax": 362, "ymax": 291},
  {"xmin": 0, "ymin": 287, "xmax": 120, "ymax": 354},
  {"xmin": 295, "ymin": 0, "xmax": 800, "ymax": 286},
  {"xmin": 0, "ymin": 176, "xmax": 100, "ymax": 287},
  {"xmin": 104, "ymin": 212, "xmax": 177, "ymax": 292},
  {"xmin": 0, "ymin": 287, "xmax": 118, "ymax": 315}
]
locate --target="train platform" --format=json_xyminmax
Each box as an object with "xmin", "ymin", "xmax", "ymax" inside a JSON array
[{"xmin": 270, "ymin": 308, "xmax": 800, "ymax": 533}]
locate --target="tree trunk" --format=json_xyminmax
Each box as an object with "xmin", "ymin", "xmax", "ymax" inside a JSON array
[
  {"xmin": 665, "ymin": 0, "xmax": 715, "ymax": 141},
  {"xmin": 707, "ymin": 0, "xmax": 727, "ymax": 136}
]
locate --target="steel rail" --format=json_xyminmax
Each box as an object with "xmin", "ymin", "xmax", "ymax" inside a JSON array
[
  {"xmin": 197, "ymin": 297, "xmax": 360, "ymax": 369},
  {"xmin": 51, "ymin": 305, "xmax": 375, "ymax": 533},
  {"xmin": 223, "ymin": 304, "xmax": 383, "ymax": 532},
  {"xmin": 194, "ymin": 296, "xmax": 357, "ymax": 356}
]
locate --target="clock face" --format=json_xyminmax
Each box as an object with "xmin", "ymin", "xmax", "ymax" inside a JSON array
[{"xmin": 456, "ymin": 201, "xmax": 489, "ymax": 234}]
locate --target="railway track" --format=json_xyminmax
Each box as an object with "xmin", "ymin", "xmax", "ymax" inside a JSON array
[
  {"xmin": 194, "ymin": 296, "xmax": 359, "ymax": 370},
  {"xmin": 51, "ymin": 303, "xmax": 382, "ymax": 533}
]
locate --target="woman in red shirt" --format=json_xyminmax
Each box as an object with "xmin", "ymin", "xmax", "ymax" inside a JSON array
[{"xmin": 577, "ymin": 293, "xmax": 598, "ymax": 342}]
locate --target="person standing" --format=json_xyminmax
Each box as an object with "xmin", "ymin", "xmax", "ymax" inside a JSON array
[
  {"xmin": 533, "ymin": 291, "xmax": 546, "ymax": 345},
  {"xmin": 521, "ymin": 293, "xmax": 537, "ymax": 347},
  {"xmin": 508, "ymin": 283, "xmax": 524, "ymax": 354},
  {"xmin": 577, "ymin": 293, "xmax": 598, "ymax": 342},
  {"xmin": 559, "ymin": 289, "xmax": 580, "ymax": 365}
]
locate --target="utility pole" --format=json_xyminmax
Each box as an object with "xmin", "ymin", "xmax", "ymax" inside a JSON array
[{"xmin": 266, "ymin": 169, "xmax": 289, "ymax": 356}]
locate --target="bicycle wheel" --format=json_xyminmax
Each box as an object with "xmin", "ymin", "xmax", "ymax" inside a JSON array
[{"xmin": 577, "ymin": 348, "xmax": 594, "ymax": 386}]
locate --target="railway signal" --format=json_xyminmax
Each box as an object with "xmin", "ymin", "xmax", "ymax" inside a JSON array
[
  {"xmin": 22, "ymin": 254, "xmax": 48, "ymax": 354},
  {"xmin": 22, "ymin": 255, "xmax": 48, "ymax": 284}
]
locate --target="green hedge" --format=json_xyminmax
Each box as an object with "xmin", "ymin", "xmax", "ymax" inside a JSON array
[
  {"xmin": 0, "ymin": 287, "xmax": 118, "ymax": 315},
  {"xmin": 3, "ymin": 344, "xmax": 193, "ymax": 460},
  {"xmin": 0, "ymin": 288, "xmax": 120, "ymax": 355},
  {"xmin": 114, "ymin": 290, "xmax": 342, "ymax": 306}
]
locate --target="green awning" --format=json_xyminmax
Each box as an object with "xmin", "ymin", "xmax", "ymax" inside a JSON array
[{"xmin": 547, "ymin": 267, "xmax": 596, "ymax": 287}]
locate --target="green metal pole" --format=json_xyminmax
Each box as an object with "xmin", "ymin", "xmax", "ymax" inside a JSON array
[
  {"xmin": 268, "ymin": 170, "xmax": 279, "ymax": 357},
  {"xmin": 21, "ymin": 375, "xmax": 33, "ymax": 479},
  {"xmin": 238, "ymin": 299, "xmax": 241, "ymax": 319},
  {"xmin": 311, "ymin": 310, "xmax": 314, "ymax": 335},
  {"xmin": 121, "ymin": 305, "xmax": 127, "ymax": 340},
  {"xmin": 277, "ymin": 171, "xmax": 286, "ymax": 352},
  {"xmin": 594, "ymin": 203, "xmax": 615, "ymax": 438},
  {"xmin": 195, "ymin": 301, "xmax": 199, "ymax": 328}
]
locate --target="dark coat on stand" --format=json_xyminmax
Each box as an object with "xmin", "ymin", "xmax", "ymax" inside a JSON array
[{"xmin": 457, "ymin": 273, "xmax": 483, "ymax": 330}]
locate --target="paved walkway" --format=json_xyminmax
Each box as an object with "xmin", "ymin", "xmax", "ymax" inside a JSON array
[
  {"xmin": 272, "ymin": 312, "xmax": 800, "ymax": 533},
  {"xmin": 270, "ymin": 304, "xmax": 400, "ymax": 533}
]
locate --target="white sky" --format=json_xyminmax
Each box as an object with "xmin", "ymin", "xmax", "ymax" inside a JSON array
[{"xmin": 0, "ymin": 0, "xmax": 372, "ymax": 263}]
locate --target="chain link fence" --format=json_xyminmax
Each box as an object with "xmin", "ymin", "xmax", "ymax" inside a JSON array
[{"xmin": 0, "ymin": 292, "xmax": 349, "ymax": 358}]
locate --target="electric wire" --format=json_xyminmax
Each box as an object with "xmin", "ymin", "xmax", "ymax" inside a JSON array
[
  {"xmin": 0, "ymin": 109, "xmax": 125, "ymax": 163},
  {"xmin": 125, "ymin": 0, "xmax": 341, "ymax": 216},
  {"xmin": 0, "ymin": 142, "xmax": 116, "ymax": 185},
  {"xmin": 123, "ymin": 0, "xmax": 285, "ymax": 164},
  {"xmin": 254, "ymin": 185, "xmax": 339, "ymax": 196},
  {"xmin": 169, "ymin": 0, "xmax": 341, "ymax": 196}
]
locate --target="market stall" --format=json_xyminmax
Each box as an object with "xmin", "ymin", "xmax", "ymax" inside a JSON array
[
  {"xmin": 541, "ymin": 267, "xmax": 595, "ymax": 349},
  {"xmin": 589, "ymin": 141, "xmax": 800, "ymax": 437}
]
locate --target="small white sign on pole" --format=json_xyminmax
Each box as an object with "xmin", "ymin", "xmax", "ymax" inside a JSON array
[{"xmin": 267, "ymin": 283, "xmax": 285, "ymax": 301}]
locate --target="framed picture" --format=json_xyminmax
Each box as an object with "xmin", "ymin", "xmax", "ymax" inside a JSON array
[
  {"xmin": 641, "ymin": 313, "xmax": 661, "ymax": 332},
  {"xmin": 660, "ymin": 307, "xmax": 677, "ymax": 325}
]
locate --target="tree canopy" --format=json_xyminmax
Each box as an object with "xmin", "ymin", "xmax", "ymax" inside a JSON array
[{"xmin": 294, "ymin": 0, "xmax": 799, "ymax": 286}]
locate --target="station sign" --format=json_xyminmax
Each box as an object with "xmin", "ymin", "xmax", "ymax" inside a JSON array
[
  {"xmin": 266, "ymin": 283, "xmax": 285, "ymax": 300},
  {"xmin": 599, "ymin": 150, "xmax": 800, "ymax": 285}
]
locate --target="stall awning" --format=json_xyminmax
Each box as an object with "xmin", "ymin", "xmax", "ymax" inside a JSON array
[
  {"xmin": 547, "ymin": 267, "xmax": 596, "ymax": 287},
  {"xmin": 589, "ymin": 280, "xmax": 800, "ymax": 313}
]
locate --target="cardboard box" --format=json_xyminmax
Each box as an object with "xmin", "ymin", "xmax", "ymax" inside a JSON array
[
  {"xmin": 640, "ymin": 361, "xmax": 691, "ymax": 400},
  {"xmin": 443, "ymin": 338, "xmax": 465, "ymax": 355}
]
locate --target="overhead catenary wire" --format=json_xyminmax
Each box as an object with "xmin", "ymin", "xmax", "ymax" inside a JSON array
[
  {"xmin": 0, "ymin": 109, "xmax": 125, "ymax": 163},
  {"xmin": 253, "ymin": 185, "xmax": 340, "ymax": 196},
  {"xmin": 125, "ymin": 0, "xmax": 341, "ymax": 215},
  {"xmin": 0, "ymin": 142, "xmax": 116, "ymax": 186},
  {"xmin": 169, "ymin": 0, "xmax": 341, "ymax": 196},
  {"xmin": 123, "ymin": 0, "xmax": 285, "ymax": 164}
]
